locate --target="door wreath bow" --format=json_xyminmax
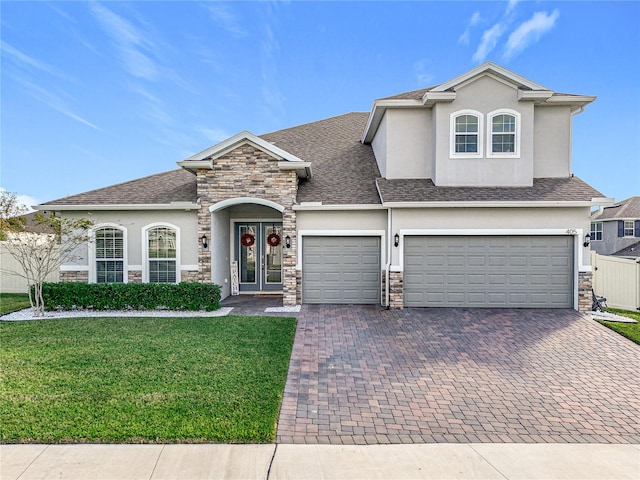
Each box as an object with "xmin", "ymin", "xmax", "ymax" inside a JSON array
[
  {"xmin": 241, "ymin": 233, "xmax": 255, "ymax": 247},
  {"xmin": 267, "ymin": 233, "xmax": 281, "ymax": 247}
]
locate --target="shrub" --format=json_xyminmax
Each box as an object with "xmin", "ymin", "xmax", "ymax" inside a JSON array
[{"xmin": 37, "ymin": 282, "xmax": 221, "ymax": 311}]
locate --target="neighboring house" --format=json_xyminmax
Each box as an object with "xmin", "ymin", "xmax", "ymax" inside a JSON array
[
  {"xmin": 37, "ymin": 62, "xmax": 609, "ymax": 312},
  {"xmin": 590, "ymin": 197, "xmax": 640, "ymax": 256}
]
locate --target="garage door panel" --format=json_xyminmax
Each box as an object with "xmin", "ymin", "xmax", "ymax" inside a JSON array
[
  {"xmin": 303, "ymin": 236, "xmax": 381, "ymax": 304},
  {"xmin": 404, "ymin": 235, "xmax": 573, "ymax": 308}
]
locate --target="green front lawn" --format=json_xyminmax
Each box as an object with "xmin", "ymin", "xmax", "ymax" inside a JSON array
[
  {"xmin": 0, "ymin": 315, "xmax": 296, "ymax": 443},
  {"xmin": 598, "ymin": 308, "xmax": 640, "ymax": 345},
  {"xmin": 0, "ymin": 293, "xmax": 30, "ymax": 315}
]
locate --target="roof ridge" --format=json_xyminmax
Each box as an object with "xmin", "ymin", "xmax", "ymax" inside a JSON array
[{"xmin": 260, "ymin": 112, "xmax": 368, "ymax": 138}]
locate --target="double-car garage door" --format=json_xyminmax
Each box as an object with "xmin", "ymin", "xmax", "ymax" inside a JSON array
[
  {"xmin": 404, "ymin": 235, "xmax": 574, "ymax": 308},
  {"xmin": 301, "ymin": 234, "xmax": 573, "ymax": 308}
]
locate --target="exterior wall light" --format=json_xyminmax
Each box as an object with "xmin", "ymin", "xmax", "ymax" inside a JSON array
[
  {"xmin": 583, "ymin": 233, "xmax": 591, "ymax": 248},
  {"xmin": 285, "ymin": 235, "xmax": 291, "ymax": 249},
  {"xmin": 201, "ymin": 234, "xmax": 208, "ymax": 249},
  {"xmin": 394, "ymin": 233, "xmax": 400, "ymax": 248}
]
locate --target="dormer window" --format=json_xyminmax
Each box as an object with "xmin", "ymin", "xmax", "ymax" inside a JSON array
[
  {"xmin": 488, "ymin": 109, "xmax": 520, "ymax": 158},
  {"xmin": 450, "ymin": 110, "xmax": 482, "ymax": 158}
]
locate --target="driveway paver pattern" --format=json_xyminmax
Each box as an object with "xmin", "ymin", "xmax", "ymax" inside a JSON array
[{"xmin": 277, "ymin": 306, "xmax": 639, "ymax": 445}]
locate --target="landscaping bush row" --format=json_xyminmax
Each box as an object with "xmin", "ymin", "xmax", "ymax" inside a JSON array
[{"xmin": 37, "ymin": 282, "xmax": 221, "ymax": 311}]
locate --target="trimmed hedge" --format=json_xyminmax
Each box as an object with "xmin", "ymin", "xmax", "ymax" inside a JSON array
[{"xmin": 38, "ymin": 282, "xmax": 221, "ymax": 312}]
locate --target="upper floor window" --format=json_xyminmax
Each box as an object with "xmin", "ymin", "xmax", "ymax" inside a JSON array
[
  {"xmin": 590, "ymin": 222, "xmax": 603, "ymax": 241},
  {"xmin": 94, "ymin": 226, "xmax": 125, "ymax": 283},
  {"xmin": 450, "ymin": 110, "xmax": 482, "ymax": 158},
  {"xmin": 146, "ymin": 225, "xmax": 178, "ymax": 283},
  {"xmin": 487, "ymin": 109, "xmax": 520, "ymax": 158},
  {"xmin": 623, "ymin": 220, "xmax": 634, "ymax": 237}
]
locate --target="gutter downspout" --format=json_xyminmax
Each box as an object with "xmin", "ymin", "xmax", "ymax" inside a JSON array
[{"xmin": 386, "ymin": 206, "xmax": 392, "ymax": 309}]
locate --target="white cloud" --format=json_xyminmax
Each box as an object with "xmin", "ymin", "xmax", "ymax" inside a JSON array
[
  {"xmin": 207, "ymin": 4, "xmax": 247, "ymax": 37},
  {"xmin": 10, "ymin": 74, "xmax": 101, "ymax": 130},
  {"xmin": 89, "ymin": 2, "xmax": 159, "ymax": 81},
  {"xmin": 504, "ymin": 9, "xmax": 560, "ymax": 60},
  {"xmin": 506, "ymin": 0, "xmax": 520, "ymax": 16},
  {"xmin": 413, "ymin": 59, "xmax": 434, "ymax": 86},
  {"xmin": 458, "ymin": 10, "xmax": 482, "ymax": 46},
  {"xmin": 1, "ymin": 42, "xmax": 72, "ymax": 81},
  {"xmin": 473, "ymin": 23, "xmax": 506, "ymax": 63},
  {"xmin": 0, "ymin": 188, "xmax": 40, "ymax": 212}
]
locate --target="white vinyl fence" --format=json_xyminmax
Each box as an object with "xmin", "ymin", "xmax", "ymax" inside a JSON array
[
  {"xmin": 591, "ymin": 251, "xmax": 640, "ymax": 311},
  {"xmin": 0, "ymin": 241, "xmax": 60, "ymax": 293}
]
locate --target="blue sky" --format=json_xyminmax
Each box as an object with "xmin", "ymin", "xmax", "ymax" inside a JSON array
[{"xmin": 2, "ymin": 1, "xmax": 639, "ymax": 208}]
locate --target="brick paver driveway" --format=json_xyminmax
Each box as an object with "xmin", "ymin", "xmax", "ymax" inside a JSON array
[{"xmin": 277, "ymin": 306, "xmax": 639, "ymax": 445}]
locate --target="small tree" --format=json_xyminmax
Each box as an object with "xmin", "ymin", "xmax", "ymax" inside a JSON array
[{"xmin": 0, "ymin": 191, "xmax": 92, "ymax": 315}]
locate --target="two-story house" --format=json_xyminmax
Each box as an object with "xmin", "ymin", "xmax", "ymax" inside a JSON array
[
  {"xmin": 590, "ymin": 196, "xmax": 640, "ymax": 257},
  {"xmin": 38, "ymin": 62, "xmax": 608, "ymax": 312}
]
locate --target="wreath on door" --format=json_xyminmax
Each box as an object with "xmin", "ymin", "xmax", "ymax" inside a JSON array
[
  {"xmin": 267, "ymin": 233, "xmax": 281, "ymax": 247},
  {"xmin": 241, "ymin": 233, "xmax": 255, "ymax": 247}
]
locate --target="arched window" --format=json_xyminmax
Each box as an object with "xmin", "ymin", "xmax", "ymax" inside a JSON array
[
  {"xmin": 450, "ymin": 110, "xmax": 483, "ymax": 158},
  {"xmin": 146, "ymin": 226, "xmax": 178, "ymax": 283},
  {"xmin": 94, "ymin": 227, "xmax": 125, "ymax": 283},
  {"xmin": 488, "ymin": 109, "xmax": 520, "ymax": 157}
]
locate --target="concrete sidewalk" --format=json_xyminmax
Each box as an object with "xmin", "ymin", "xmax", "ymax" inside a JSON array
[{"xmin": 2, "ymin": 443, "xmax": 638, "ymax": 480}]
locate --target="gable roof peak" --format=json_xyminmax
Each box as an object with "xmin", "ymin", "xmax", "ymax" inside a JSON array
[
  {"xmin": 177, "ymin": 130, "xmax": 312, "ymax": 178},
  {"xmin": 432, "ymin": 62, "xmax": 549, "ymax": 92}
]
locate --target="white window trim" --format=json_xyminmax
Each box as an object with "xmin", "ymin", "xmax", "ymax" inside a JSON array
[
  {"xmin": 487, "ymin": 109, "xmax": 521, "ymax": 158},
  {"xmin": 88, "ymin": 223, "xmax": 128, "ymax": 284},
  {"xmin": 623, "ymin": 220, "xmax": 634, "ymax": 237},
  {"xmin": 590, "ymin": 222, "xmax": 603, "ymax": 241},
  {"xmin": 450, "ymin": 110, "xmax": 483, "ymax": 159},
  {"xmin": 142, "ymin": 222, "xmax": 181, "ymax": 283}
]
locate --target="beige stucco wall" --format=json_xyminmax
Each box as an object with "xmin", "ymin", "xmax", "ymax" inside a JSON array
[
  {"xmin": 371, "ymin": 113, "xmax": 388, "ymax": 178},
  {"xmin": 433, "ymin": 75, "xmax": 535, "ymax": 187},
  {"xmin": 385, "ymin": 109, "xmax": 432, "ymax": 179},
  {"xmin": 390, "ymin": 206, "xmax": 592, "ymax": 267},
  {"xmin": 296, "ymin": 209, "xmax": 387, "ymax": 231},
  {"xmin": 533, "ymin": 105, "xmax": 572, "ymax": 177},
  {"xmin": 60, "ymin": 210, "xmax": 199, "ymax": 274}
]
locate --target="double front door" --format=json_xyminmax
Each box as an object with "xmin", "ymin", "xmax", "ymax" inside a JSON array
[{"xmin": 235, "ymin": 222, "xmax": 283, "ymax": 292}]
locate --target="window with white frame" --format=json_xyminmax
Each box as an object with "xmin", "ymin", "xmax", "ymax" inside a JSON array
[
  {"xmin": 624, "ymin": 220, "xmax": 634, "ymax": 237},
  {"xmin": 590, "ymin": 222, "xmax": 603, "ymax": 241},
  {"xmin": 95, "ymin": 227, "xmax": 124, "ymax": 283},
  {"xmin": 147, "ymin": 226, "xmax": 177, "ymax": 283},
  {"xmin": 450, "ymin": 110, "xmax": 482, "ymax": 157},
  {"xmin": 487, "ymin": 109, "xmax": 520, "ymax": 157}
]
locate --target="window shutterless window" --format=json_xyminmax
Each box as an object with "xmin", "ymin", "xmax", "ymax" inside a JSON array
[
  {"xmin": 147, "ymin": 227, "xmax": 177, "ymax": 283},
  {"xmin": 95, "ymin": 228, "xmax": 124, "ymax": 283},
  {"xmin": 487, "ymin": 109, "xmax": 520, "ymax": 158},
  {"xmin": 450, "ymin": 110, "xmax": 482, "ymax": 158},
  {"xmin": 590, "ymin": 222, "xmax": 603, "ymax": 241}
]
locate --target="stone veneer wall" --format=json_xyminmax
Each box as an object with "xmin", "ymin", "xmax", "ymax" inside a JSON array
[
  {"xmin": 577, "ymin": 271, "xmax": 593, "ymax": 314},
  {"xmin": 181, "ymin": 270, "xmax": 199, "ymax": 283},
  {"xmin": 388, "ymin": 271, "xmax": 403, "ymax": 309},
  {"xmin": 196, "ymin": 144, "xmax": 299, "ymax": 305},
  {"xmin": 60, "ymin": 271, "xmax": 89, "ymax": 283},
  {"xmin": 128, "ymin": 270, "xmax": 142, "ymax": 283}
]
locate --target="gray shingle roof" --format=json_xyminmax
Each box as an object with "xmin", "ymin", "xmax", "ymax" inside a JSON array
[
  {"xmin": 591, "ymin": 197, "xmax": 640, "ymax": 220},
  {"xmin": 612, "ymin": 240, "xmax": 640, "ymax": 258},
  {"xmin": 376, "ymin": 177, "xmax": 603, "ymax": 203},
  {"xmin": 260, "ymin": 112, "xmax": 381, "ymax": 205},
  {"xmin": 42, "ymin": 169, "xmax": 197, "ymax": 206}
]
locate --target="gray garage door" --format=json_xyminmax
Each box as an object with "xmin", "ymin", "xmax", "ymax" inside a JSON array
[
  {"xmin": 404, "ymin": 235, "xmax": 573, "ymax": 308},
  {"xmin": 302, "ymin": 236, "xmax": 381, "ymax": 304}
]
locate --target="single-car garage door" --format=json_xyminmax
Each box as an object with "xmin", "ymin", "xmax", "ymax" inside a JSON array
[
  {"xmin": 404, "ymin": 235, "xmax": 573, "ymax": 308},
  {"xmin": 302, "ymin": 236, "xmax": 381, "ymax": 304}
]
